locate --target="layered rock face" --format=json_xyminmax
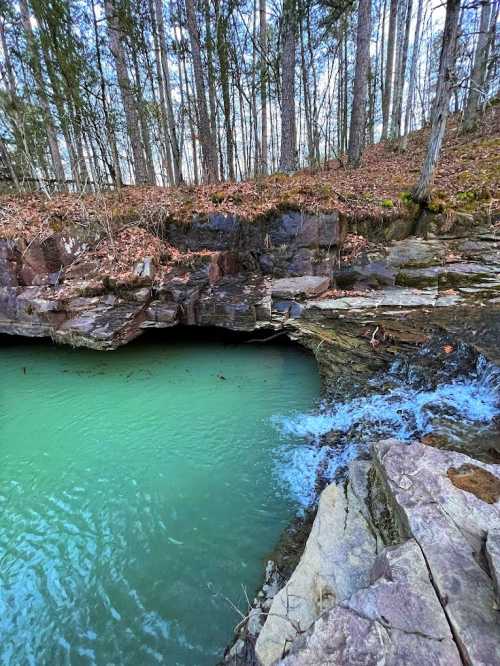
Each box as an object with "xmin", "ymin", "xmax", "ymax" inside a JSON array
[
  {"xmin": 1, "ymin": 213, "xmax": 499, "ymax": 367},
  {"xmin": 255, "ymin": 440, "xmax": 500, "ymax": 666}
]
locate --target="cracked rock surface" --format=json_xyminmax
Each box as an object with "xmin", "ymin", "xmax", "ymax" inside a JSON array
[{"xmin": 253, "ymin": 440, "xmax": 500, "ymax": 666}]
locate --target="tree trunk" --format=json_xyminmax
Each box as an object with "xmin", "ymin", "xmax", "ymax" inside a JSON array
[
  {"xmin": 91, "ymin": 0, "xmax": 122, "ymax": 186},
  {"xmin": 19, "ymin": 0, "xmax": 66, "ymax": 188},
  {"xmin": 463, "ymin": 0, "xmax": 492, "ymax": 131},
  {"xmin": 259, "ymin": 0, "xmax": 268, "ymax": 174},
  {"xmin": 413, "ymin": 0, "xmax": 461, "ymax": 203},
  {"xmin": 185, "ymin": 0, "xmax": 218, "ymax": 182},
  {"xmin": 279, "ymin": 0, "xmax": 297, "ymax": 173},
  {"xmin": 382, "ymin": 0, "xmax": 398, "ymax": 139},
  {"xmin": 391, "ymin": 0, "xmax": 413, "ymax": 138},
  {"xmin": 215, "ymin": 1, "xmax": 235, "ymax": 180},
  {"xmin": 104, "ymin": 0, "xmax": 150, "ymax": 185},
  {"xmin": 154, "ymin": 0, "xmax": 183, "ymax": 184},
  {"xmin": 348, "ymin": 0, "xmax": 372, "ymax": 166},
  {"xmin": 401, "ymin": 0, "xmax": 424, "ymax": 148}
]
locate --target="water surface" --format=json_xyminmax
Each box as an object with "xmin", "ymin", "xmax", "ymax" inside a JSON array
[{"xmin": 0, "ymin": 339, "xmax": 320, "ymax": 665}]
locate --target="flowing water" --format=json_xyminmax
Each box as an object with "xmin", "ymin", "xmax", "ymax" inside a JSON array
[
  {"xmin": 0, "ymin": 339, "xmax": 320, "ymax": 666},
  {"xmin": 275, "ymin": 345, "xmax": 500, "ymax": 505}
]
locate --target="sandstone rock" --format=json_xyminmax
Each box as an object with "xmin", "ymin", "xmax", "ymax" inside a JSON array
[
  {"xmin": 374, "ymin": 439, "xmax": 500, "ymax": 666},
  {"xmin": 281, "ymin": 540, "xmax": 462, "ymax": 666},
  {"xmin": 308, "ymin": 287, "xmax": 438, "ymax": 310},
  {"xmin": 272, "ymin": 276, "xmax": 329, "ymax": 299},
  {"xmin": 486, "ymin": 529, "xmax": 500, "ymax": 605},
  {"xmin": 255, "ymin": 464, "xmax": 378, "ymax": 666},
  {"xmin": 387, "ymin": 238, "xmax": 445, "ymax": 268}
]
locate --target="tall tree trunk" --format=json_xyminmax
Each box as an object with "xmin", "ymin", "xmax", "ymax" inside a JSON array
[
  {"xmin": 381, "ymin": 0, "xmax": 398, "ymax": 139},
  {"xmin": 259, "ymin": 0, "xmax": 268, "ymax": 174},
  {"xmin": 91, "ymin": 0, "xmax": 122, "ymax": 186},
  {"xmin": 185, "ymin": 0, "xmax": 218, "ymax": 182},
  {"xmin": 401, "ymin": 0, "xmax": 424, "ymax": 148},
  {"xmin": 104, "ymin": 0, "xmax": 150, "ymax": 185},
  {"xmin": 484, "ymin": 1, "xmax": 499, "ymax": 100},
  {"xmin": 19, "ymin": 0, "xmax": 66, "ymax": 188},
  {"xmin": 463, "ymin": 0, "xmax": 492, "ymax": 131},
  {"xmin": 348, "ymin": 0, "xmax": 372, "ymax": 166},
  {"xmin": 279, "ymin": 0, "xmax": 297, "ymax": 172},
  {"xmin": 413, "ymin": 0, "xmax": 461, "ymax": 203},
  {"xmin": 154, "ymin": 0, "xmax": 183, "ymax": 184},
  {"xmin": 391, "ymin": 0, "xmax": 413, "ymax": 138},
  {"xmin": 130, "ymin": 45, "xmax": 156, "ymax": 183},
  {"xmin": 215, "ymin": 1, "xmax": 235, "ymax": 180}
]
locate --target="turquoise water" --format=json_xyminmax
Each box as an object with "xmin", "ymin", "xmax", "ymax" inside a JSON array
[{"xmin": 0, "ymin": 339, "xmax": 320, "ymax": 665}]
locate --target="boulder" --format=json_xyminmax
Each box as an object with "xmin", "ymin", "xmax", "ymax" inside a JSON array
[
  {"xmin": 281, "ymin": 540, "xmax": 462, "ymax": 666},
  {"xmin": 255, "ymin": 462, "xmax": 378, "ymax": 666},
  {"xmin": 374, "ymin": 439, "xmax": 500, "ymax": 666},
  {"xmin": 272, "ymin": 276, "xmax": 329, "ymax": 299}
]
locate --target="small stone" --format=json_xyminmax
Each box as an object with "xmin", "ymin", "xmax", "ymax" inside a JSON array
[{"xmin": 272, "ymin": 276, "xmax": 329, "ymax": 299}]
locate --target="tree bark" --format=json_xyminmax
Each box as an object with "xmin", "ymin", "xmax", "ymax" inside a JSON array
[
  {"xmin": 463, "ymin": 0, "xmax": 492, "ymax": 131},
  {"xmin": 259, "ymin": 0, "xmax": 268, "ymax": 174},
  {"xmin": 279, "ymin": 0, "xmax": 297, "ymax": 172},
  {"xmin": 19, "ymin": 0, "xmax": 66, "ymax": 188},
  {"xmin": 381, "ymin": 0, "xmax": 398, "ymax": 139},
  {"xmin": 154, "ymin": 0, "xmax": 183, "ymax": 184},
  {"xmin": 401, "ymin": 0, "xmax": 424, "ymax": 147},
  {"xmin": 104, "ymin": 0, "xmax": 151, "ymax": 185},
  {"xmin": 348, "ymin": 0, "xmax": 372, "ymax": 166},
  {"xmin": 185, "ymin": 0, "xmax": 219, "ymax": 182},
  {"xmin": 391, "ymin": 0, "xmax": 413, "ymax": 138},
  {"xmin": 413, "ymin": 0, "xmax": 461, "ymax": 203}
]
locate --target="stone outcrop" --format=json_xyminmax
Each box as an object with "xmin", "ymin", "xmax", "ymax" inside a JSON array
[
  {"xmin": 1, "ymin": 215, "xmax": 499, "ymax": 365},
  {"xmin": 281, "ymin": 540, "xmax": 462, "ymax": 666},
  {"xmin": 255, "ymin": 462, "xmax": 379, "ymax": 665},
  {"xmin": 252, "ymin": 440, "xmax": 500, "ymax": 665}
]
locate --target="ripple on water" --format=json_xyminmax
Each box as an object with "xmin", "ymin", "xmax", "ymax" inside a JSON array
[{"xmin": 0, "ymin": 341, "xmax": 320, "ymax": 665}]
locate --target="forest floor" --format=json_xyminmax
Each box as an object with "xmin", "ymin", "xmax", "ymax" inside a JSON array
[{"xmin": 1, "ymin": 104, "xmax": 498, "ymax": 248}]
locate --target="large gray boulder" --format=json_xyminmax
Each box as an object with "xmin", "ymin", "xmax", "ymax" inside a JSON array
[
  {"xmin": 255, "ymin": 462, "xmax": 378, "ymax": 666},
  {"xmin": 373, "ymin": 439, "xmax": 500, "ymax": 666},
  {"xmin": 281, "ymin": 539, "xmax": 462, "ymax": 666}
]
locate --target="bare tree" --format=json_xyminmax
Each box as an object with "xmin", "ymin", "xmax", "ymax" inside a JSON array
[
  {"xmin": 463, "ymin": 0, "xmax": 493, "ymax": 131},
  {"xmin": 401, "ymin": 0, "xmax": 424, "ymax": 148},
  {"xmin": 413, "ymin": 0, "xmax": 461, "ymax": 203},
  {"xmin": 348, "ymin": 0, "xmax": 372, "ymax": 166},
  {"xmin": 260, "ymin": 0, "xmax": 268, "ymax": 174},
  {"xmin": 381, "ymin": 0, "xmax": 398, "ymax": 139},
  {"xmin": 185, "ymin": 0, "xmax": 219, "ymax": 182},
  {"xmin": 104, "ymin": 0, "xmax": 151, "ymax": 185},
  {"xmin": 19, "ymin": 0, "xmax": 66, "ymax": 187},
  {"xmin": 279, "ymin": 0, "xmax": 297, "ymax": 172}
]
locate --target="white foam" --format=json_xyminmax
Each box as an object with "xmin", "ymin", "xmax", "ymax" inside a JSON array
[{"xmin": 273, "ymin": 355, "xmax": 499, "ymax": 509}]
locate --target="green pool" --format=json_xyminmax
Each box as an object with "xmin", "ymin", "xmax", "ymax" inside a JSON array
[{"xmin": 0, "ymin": 337, "xmax": 319, "ymax": 665}]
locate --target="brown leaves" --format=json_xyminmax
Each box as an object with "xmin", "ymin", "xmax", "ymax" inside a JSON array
[{"xmin": 0, "ymin": 106, "xmax": 499, "ymax": 249}]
